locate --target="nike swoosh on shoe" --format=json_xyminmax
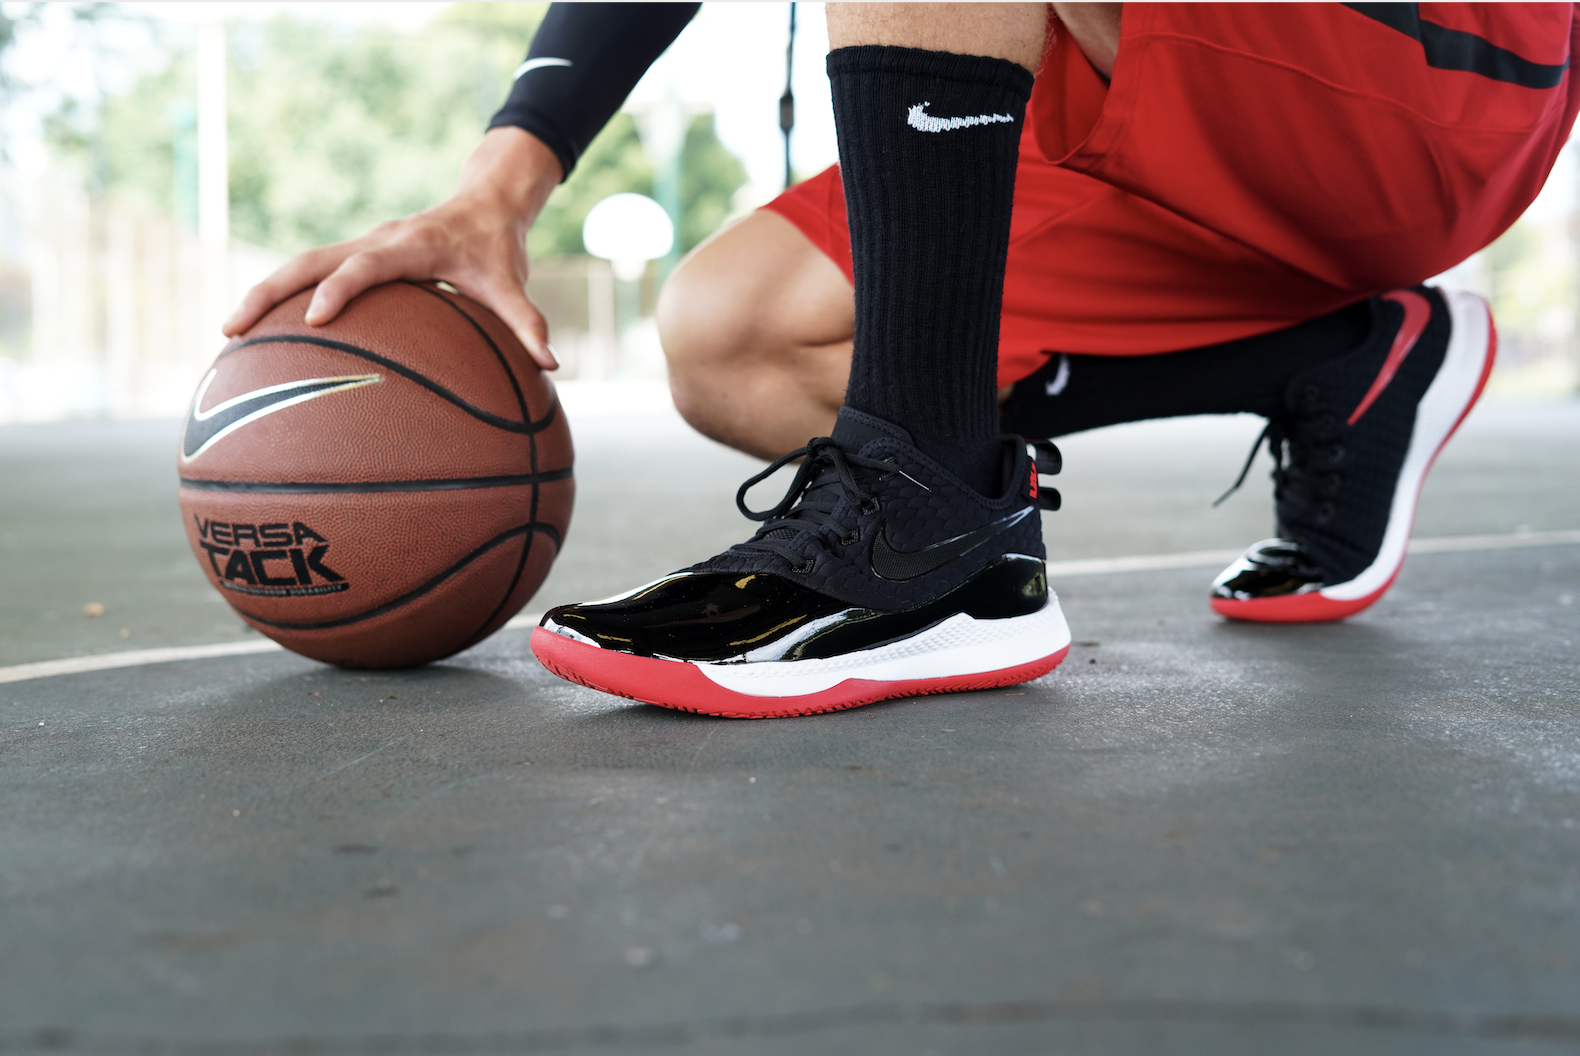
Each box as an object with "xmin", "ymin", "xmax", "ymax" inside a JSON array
[
  {"xmin": 1347, "ymin": 289, "xmax": 1431, "ymax": 425},
  {"xmin": 870, "ymin": 507, "xmax": 1033, "ymax": 581}
]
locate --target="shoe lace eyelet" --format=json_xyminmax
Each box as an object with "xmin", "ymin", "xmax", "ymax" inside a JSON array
[
  {"xmin": 1316, "ymin": 413, "xmax": 1338, "ymax": 432},
  {"xmin": 860, "ymin": 498, "xmax": 880, "ymax": 516},
  {"xmin": 1325, "ymin": 473, "xmax": 1342, "ymax": 492},
  {"xmin": 1329, "ymin": 444, "xmax": 1346, "ymax": 464},
  {"xmin": 1316, "ymin": 501, "xmax": 1336, "ymax": 524},
  {"xmin": 1303, "ymin": 382, "xmax": 1323, "ymax": 407},
  {"xmin": 840, "ymin": 529, "xmax": 860, "ymax": 545},
  {"xmin": 792, "ymin": 557, "xmax": 816, "ymax": 574}
]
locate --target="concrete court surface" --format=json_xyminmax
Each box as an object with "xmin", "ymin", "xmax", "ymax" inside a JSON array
[{"xmin": 2, "ymin": 387, "xmax": 1579, "ymax": 1055}]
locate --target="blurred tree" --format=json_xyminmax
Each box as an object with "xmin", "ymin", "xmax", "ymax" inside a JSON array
[
  {"xmin": 1487, "ymin": 218, "xmax": 1575, "ymax": 368},
  {"xmin": 49, "ymin": 4, "xmax": 745, "ymax": 258},
  {"xmin": 680, "ymin": 113, "xmax": 747, "ymax": 254},
  {"xmin": 0, "ymin": 4, "xmax": 41, "ymax": 116},
  {"xmin": 527, "ymin": 113, "xmax": 653, "ymax": 259}
]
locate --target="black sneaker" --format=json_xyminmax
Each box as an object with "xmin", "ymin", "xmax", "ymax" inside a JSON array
[
  {"xmin": 1212, "ymin": 287, "xmax": 1495, "ymax": 622},
  {"xmin": 531, "ymin": 408, "xmax": 1071, "ymax": 717}
]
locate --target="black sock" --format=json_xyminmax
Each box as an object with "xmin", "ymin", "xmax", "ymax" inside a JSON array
[
  {"xmin": 828, "ymin": 45, "xmax": 1033, "ymax": 494},
  {"xmin": 999, "ymin": 299, "xmax": 1375, "ymax": 439}
]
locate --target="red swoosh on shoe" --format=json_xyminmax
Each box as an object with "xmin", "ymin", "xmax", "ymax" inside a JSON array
[{"xmin": 1348, "ymin": 289, "xmax": 1432, "ymax": 425}]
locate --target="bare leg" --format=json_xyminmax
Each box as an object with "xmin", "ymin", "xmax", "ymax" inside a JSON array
[
  {"xmin": 827, "ymin": 3, "xmax": 1047, "ymax": 69},
  {"xmin": 660, "ymin": 3, "xmax": 1125, "ymax": 461},
  {"xmin": 660, "ymin": 211, "xmax": 854, "ymax": 459}
]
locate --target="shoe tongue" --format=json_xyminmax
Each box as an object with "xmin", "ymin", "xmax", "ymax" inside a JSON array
[
  {"xmin": 750, "ymin": 410, "xmax": 905, "ymax": 547},
  {"xmin": 831, "ymin": 407, "xmax": 913, "ymax": 453}
]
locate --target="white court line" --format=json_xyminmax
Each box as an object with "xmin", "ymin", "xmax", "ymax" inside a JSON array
[
  {"xmin": 0, "ymin": 639, "xmax": 285, "ymax": 686},
  {"xmin": 3, "ymin": 528, "xmax": 1578, "ymax": 687}
]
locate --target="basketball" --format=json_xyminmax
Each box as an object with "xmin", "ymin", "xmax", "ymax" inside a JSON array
[{"xmin": 176, "ymin": 281, "xmax": 574, "ymax": 668}]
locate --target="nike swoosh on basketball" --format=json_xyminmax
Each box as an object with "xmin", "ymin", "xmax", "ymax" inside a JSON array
[
  {"xmin": 906, "ymin": 102, "xmax": 1015, "ymax": 133},
  {"xmin": 1347, "ymin": 289, "xmax": 1431, "ymax": 425},
  {"xmin": 180, "ymin": 371, "xmax": 381, "ymax": 462},
  {"xmin": 870, "ymin": 507, "xmax": 1033, "ymax": 581}
]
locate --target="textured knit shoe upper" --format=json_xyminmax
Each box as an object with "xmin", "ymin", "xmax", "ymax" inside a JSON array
[
  {"xmin": 685, "ymin": 408, "xmax": 1046, "ymax": 609},
  {"xmin": 1270, "ymin": 288, "xmax": 1449, "ymax": 585},
  {"xmin": 542, "ymin": 407, "xmax": 1051, "ymax": 659},
  {"xmin": 1213, "ymin": 286, "xmax": 1470, "ymax": 605}
]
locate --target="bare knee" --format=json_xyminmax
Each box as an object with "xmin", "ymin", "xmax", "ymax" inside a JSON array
[
  {"xmin": 657, "ymin": 221, "xmax": 764, "ymax": 434},
  {"xmin": 658, "ymin": 209, "xmax": 854, "ymax": 453}
]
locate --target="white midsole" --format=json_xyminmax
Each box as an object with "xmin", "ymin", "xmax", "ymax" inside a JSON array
[
  {"xmin": 1322, "ymin": 289, "xmax": 1491, "ymax": 602},
  {"xmin": 692, "ymin": 594, "xmax": 1071, "ymax": 698}
]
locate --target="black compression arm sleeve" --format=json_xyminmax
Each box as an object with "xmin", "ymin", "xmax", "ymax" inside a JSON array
[{"xmin": 488, "ymin": 3, "xmax": 700, "ymax": 181}]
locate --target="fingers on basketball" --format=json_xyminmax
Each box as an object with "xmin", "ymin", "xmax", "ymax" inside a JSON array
[
  {"xmin": 226, "ymin": 243, "xmax": 355, "ymax": 336},
  {"xmin": 471, "ymin": 277, "xmax": 556, "ymax": 370}
]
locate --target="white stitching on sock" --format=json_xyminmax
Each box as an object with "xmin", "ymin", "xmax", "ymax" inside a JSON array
[{"xmin": 906, "ymin": 103, "xmax": 1016, "ymax": 133}]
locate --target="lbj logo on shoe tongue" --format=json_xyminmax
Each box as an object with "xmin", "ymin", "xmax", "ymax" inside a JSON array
[{"xmin": 194, "ymin": 518, "xmax": 348, "ymax": 597}]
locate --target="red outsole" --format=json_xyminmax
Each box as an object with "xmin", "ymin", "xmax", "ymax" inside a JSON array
[
  {"xmin": 1215, "ymin": 303, "xmax": 1497, "ymax": 625},
  {"xmin": 530, "ymin": 626, "xmax": 1069, "ymax": 718},
  {"xmin": 1210, "ymin": 576, "xmax": 1395, "ymax": 623}
]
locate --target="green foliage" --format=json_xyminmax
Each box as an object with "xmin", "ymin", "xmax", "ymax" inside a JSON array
[
  {"xmin": 0, "ymin": 4, "xmax": 37, "ymax": 87},
  {"xmin": 680, "ymin": 113, "xmax": 747, "ymax": 254},
  {"xmin": 526, "ymin": 112, "xmax": 746, "ymax": 259},
  {"xmin": 224, "ymin": 4, "xmax": 544, "ymax": 252},
  {"xmin": 47, "ymin": 4, "xmax": 746, "ymax": 260},
  {"xmin": 528, "ymin": 114, "xmax": 653, "ymax": 259},
  {"xmin": 1487, "ymin": 218, "xmax": 1573, "ymax": 348}
]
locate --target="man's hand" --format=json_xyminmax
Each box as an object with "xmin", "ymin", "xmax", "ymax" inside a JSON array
[{"xmin": 223, "ymin": 127, "xmax": 565, "ymax": 371}]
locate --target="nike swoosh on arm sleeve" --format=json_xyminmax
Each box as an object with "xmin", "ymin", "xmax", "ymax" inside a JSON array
[{"xmin": 488, "ymin": 2, "xmax": 701, "ymax": 181}]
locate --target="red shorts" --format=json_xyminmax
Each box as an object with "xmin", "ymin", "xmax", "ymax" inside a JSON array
[{"xmin": 766, "ymin": 3, "xmax": 1580, "ymax": 388}]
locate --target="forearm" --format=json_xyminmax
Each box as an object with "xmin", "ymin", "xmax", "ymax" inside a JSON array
[{"xmin": 454, "ymin": 127, "xmax": 564, "ymax": 232}]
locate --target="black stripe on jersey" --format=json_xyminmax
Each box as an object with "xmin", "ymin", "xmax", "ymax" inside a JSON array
[{"xmin": 1346, "ymin": 3, "xmax": 1569, "ymax": 89}]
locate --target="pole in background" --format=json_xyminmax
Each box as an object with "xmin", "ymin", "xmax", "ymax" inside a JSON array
[
  {"xmin": 197, "ymin": 19, "xmax": 229, "ymax": 344},
  {"xmin": 635, "ymin": 84, "xmax": 686, "ymax": 280},
  {"xmin": 780, "ymin": 2, "xmax": 796, "ymax": 190}
]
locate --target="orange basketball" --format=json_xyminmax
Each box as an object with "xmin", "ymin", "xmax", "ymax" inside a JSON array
[{"xmin": 177, "ymin": 281, "xmax": 573, "ymax": 668}]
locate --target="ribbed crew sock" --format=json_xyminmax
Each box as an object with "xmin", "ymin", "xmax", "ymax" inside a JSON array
[
  {"xmin": 999, "ymin": 300, "xmax": 1375, "ymax": 439},
  {"xmin": 828, "ymin": 45, "xmax": 1033, "ymax": 494}
]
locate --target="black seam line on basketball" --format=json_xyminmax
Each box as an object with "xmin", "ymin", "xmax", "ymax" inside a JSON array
[
  {"xmin": 1345, "ymin": 3, "xmax": 1570, "ymax": 88},
  {"xmin": 870, "ymin": 507, "xmax": 1033, "ymax": 582},
  {"xmin": 231, "ymin": 522, "xmax": 562, "ymax": 632},
  {"xmin": 225, "ymin": 334, "xmax": 561, "ymax": 436},
  {"xmin": 400, "ymin": 281, "xmax": 551, "ymax": 535},
  {"xmin": 425, "ymin": 266, "xmax": 542, "ymax": 652},
  {"xmin": 400, "ymin": 280, "xmax": 536, "ymax": 428},
  {"xmin": 177, "ymin": 469, "xmax": 573, "ymax": 493},
  {"xmin": 462, "ymin": 516, "xmax": 534, "ymax": 652}
]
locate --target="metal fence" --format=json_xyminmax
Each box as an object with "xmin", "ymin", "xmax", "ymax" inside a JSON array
[
  {"xmin": 0, "ymin": 172, "xmax": 671, "ymax": 424},
  {"xmin": 2, "ymin": 168, "xmax": 1577, "ymax": 425}
]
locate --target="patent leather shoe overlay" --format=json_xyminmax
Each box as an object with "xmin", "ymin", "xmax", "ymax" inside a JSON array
[
  {"xmin": 1210, "ymin": 539, "xmax": 1324, "ymax": 600},
  {"xmin": 532, "ymin": 407, "xmax": 1072, "ymax": 717},
  {"xmin": 544, "ymin": 555, "xmax": 1049, "ymax": 663}
]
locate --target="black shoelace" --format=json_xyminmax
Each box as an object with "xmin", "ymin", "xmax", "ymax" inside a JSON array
[
  {"xmin": 732, "ymin": 437, "xmax": 911, "ymax": 572},
  {"xmin": 1214, "ymin": 417, "xmax": 1345, "ymax": 529},
  {"xmin": 1214, "ymin": 421, "xmax": 1280, "ymax": 508}
]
